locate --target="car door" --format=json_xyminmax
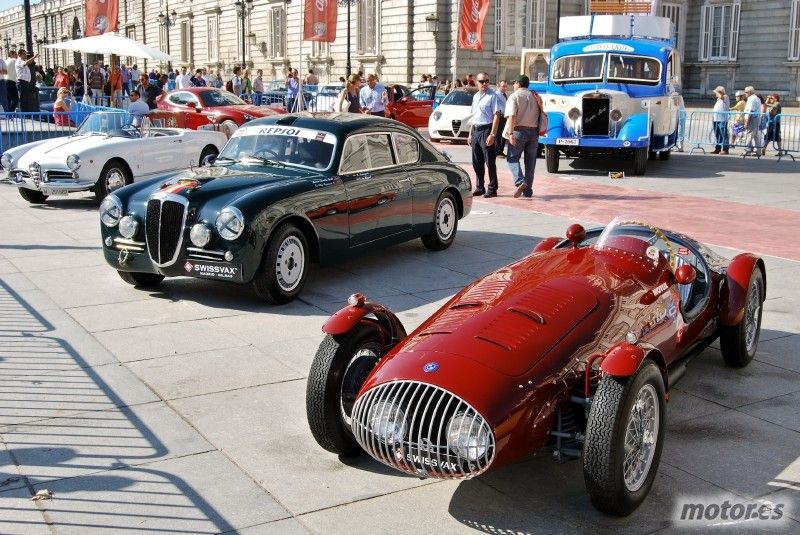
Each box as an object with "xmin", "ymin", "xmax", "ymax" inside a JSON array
[
  {"xmin": 392, "ymin": 87, "xmax": 435, "ymax": 128},
  {"xmin": 339, "ymin": 132, "xmax": 412, "ymax": 247},
  {"xmin": 135, "ymin": 123, "xmax": 186, "ymax": 176}
]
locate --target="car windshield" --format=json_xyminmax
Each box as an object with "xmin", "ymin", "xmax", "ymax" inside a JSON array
[
  {"xmin": 552, "ymin": 54, "xmax": 605, "ymax": 83},
  {"xmin": 199, "ymin": 90, "xmax": 246, "ymax": 107},
  {"xmin": 595, "ymin": 216, "xmax": 678, "ymax": 270},
  {"xmin": 606, "ymin": 54, "xmax": 661, "ymax": 85},
  {"xmin": 441, "ymin": 90, "xmax": 476, "ymax": 106},
  {"xmin": 75, "ymin": 111, "xmax": 144, "ymax": 138},
  {"xmin": 216, "ymin": 124, "xmax": 337, "ymax": 170}
]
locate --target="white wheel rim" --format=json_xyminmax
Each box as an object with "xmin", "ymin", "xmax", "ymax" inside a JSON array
[
  {"xmin": 623, "ymin": 383, "xmax": 659, "ymax": 492},
  {"xmin": 436, "ymin": 197, "xmax": 456, "ymax": 241},
  {"xmin": 106, "ymin": 169, "xmax": 126, "ymax": 192},
  {"xmin": 275, "ymin": 236, "xmax": 305, "ymax": 292},
  {"xmin": 745, "ymin": 278, "xmax": 762, "ymax": 352}
]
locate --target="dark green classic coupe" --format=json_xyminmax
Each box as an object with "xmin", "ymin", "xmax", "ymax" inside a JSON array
[{"xmin": 99, "ymin": 113, "xmax": 472, "ymax": 303}]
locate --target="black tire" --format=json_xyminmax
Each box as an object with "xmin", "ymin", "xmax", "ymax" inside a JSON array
[
  {"xmin": 545, "ymin": 145, "xmax": 560, "ymax": 173},
  {"xmin": 648, "ymin": 151, "xmax": 657, "ymax": 161},
  {"xmin": 659, "ymin": 150, "xmax": 671, "ymax": 161},
  {"xmin": 306, "ymin": 322, "xmax": 383, "ymax": 455},
  {"xmin": 421, "ymin": 191, "xmax": 458, "ymax": 251},
  {"xmin": 117, "ymin": 270, "xmax": 165, "ymax": 287},
  {"xmin": 584, "ymin": 360, "xmax": 666, "ymax": 516},
  {"xmin": 95, "ymin": 160, "xmax": 131, "ymax": 201},
  {"xmin": 252, "ymin": 223, "xmax": 309, "ymax": 304},
  {"xmin": 199, "ymin": 145, "xmax": 219, "ymax": 166},
  {"xmin": 18, "ymin": 187, "xmax": 48, "ymax": 204},
  {"xmin": 633, "ymin": 148, "xmax": 648, "ymax": 175},
  {"xmin": 720, "ymin": 268, "xmax": 764, "ymax": 367}
]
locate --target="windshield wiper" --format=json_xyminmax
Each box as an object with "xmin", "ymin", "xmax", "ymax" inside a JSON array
[{"xmin": 243, "ymin": 155, "xmax": 285, "ymax": 167}]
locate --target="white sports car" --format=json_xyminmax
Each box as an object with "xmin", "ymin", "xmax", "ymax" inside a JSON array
[
  {"xmin": 0, "ymin": 111, "xmax": 227, "ymax": 204},
  {"xmin": 428, "ymin": 87, "xmax": 478, "ymax": 143}
]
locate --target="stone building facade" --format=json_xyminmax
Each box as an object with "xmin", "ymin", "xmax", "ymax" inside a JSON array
[{"xmin": 0, "ymin": 1, "xmax": 798, "ymax": 102}]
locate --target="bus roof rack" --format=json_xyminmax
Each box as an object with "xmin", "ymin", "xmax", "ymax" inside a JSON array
[{"xmin": 559, "ymin": 15, "xmax": 673, "ymax": 43}]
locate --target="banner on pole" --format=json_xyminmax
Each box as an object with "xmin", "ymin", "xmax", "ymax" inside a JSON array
[
  {"xmin": 303, "ymin": 0, "xmax": 338, "ymax": 42},
  {"xmin": 458, "ymin": 0, "xmax": 490, "ymax": 50},
  {"xmin": 85, "ymin": 0, "xmax": 119, "ymax": 37}
]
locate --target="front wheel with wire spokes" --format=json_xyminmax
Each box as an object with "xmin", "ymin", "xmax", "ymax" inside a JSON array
[
  {"xmin": 583, "ymin": 360, "xmax": 666, "ymax": 516},
  {"xmin": 720, "ymin": 268, "xmax": 764, "ymax": 367}
]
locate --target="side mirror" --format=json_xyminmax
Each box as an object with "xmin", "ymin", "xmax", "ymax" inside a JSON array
[
  {"xmin": 674, "ymin": 264, "xmax": 696, "ymax": 285},
  {"xmin": 566, "ymin": 224, "xmax": 586, "ymax": 248}
]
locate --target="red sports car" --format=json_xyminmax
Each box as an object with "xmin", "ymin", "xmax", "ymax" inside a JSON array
[
  {"xmin": 307, "ymin": 217, "xmax": 766, "ymax": 515},
  {"xmin": 386, "ymin": 84, "xmax": 438, "ymax": 128},
  {"xmin": 155, "ymin": 87, "xmax": 282, "ymax": 137}
]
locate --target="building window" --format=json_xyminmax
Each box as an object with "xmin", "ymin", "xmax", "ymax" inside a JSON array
[
  {"xmin": 661, "ymin": 2, "xmax": 685, "ymax": 58},
  {"xmin": 357, "ymin": 0, "xmax": 378, "ymax": 55},
  {"xmin": 791, "ymin": 0, "xmax": 800, "ymax": 60},
  {"xmin": 180, "ymin": 21, "xmax": 189, "ymax": 63},
  {"xmin": 312, "ymin": 41, "xmax": 329, "ymax": 58},
  {"xmin": 699, "ymin": 2, "xmax": 740, "ymax": 61},
  {"xmin": 523, "ymin": 0, "xmax": 547, "ymax": 49},
  {"xmin": 125, "ymin": 26, "xmax": 137, "ymax": 66},
  {"xmin": 269, "ymin": 6, "xmax": 285, "ymax": 59},
  {"xmin": 495, "ymin": 0, "xmax": 542, "ymax": 54},
  {"xmin": 207, "ymin": 15, "xmax": 219, "ymax": 63}
]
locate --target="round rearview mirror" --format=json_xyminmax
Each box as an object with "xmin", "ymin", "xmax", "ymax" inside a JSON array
[
  {"xmin": 674, "ymin": 264, "xmax": 696, "ymax": 285},
  {"xmin": 566, "ymin": 224, "xmax": 586, "ymax": 248}
]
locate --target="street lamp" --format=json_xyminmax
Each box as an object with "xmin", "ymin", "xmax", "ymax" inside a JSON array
[
  {"xmin": 425, "ymin": 13, "xmax": 440, "ymax": 34},
  {"xmin": 234, "ymin": 0, "xmax": 254, "ymax": 68},
  {"xmin": 338, "ymin": 0, "xmax": 358, "ymax": 78},
  {"xmin": 157, "ymin": 5, "xmax": 177, "ymax": 71}
]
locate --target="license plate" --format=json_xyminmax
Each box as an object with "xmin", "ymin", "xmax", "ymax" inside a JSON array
[
  {"xmin": 40, "ymin": 187, "xmax": 70, "ymax": 196},
  {"xmin": 557, "ymin": 138, "xmax": 579, "ymax": 146},
  {"xmin": 183, "ymin": 260, "xmax": 244, "ymax": 282}
]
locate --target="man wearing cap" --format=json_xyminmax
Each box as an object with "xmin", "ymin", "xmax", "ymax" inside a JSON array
[
  {"xmin": 467, "ymin": 72, "xmax": 506, "ymax": 198},
  {"xmin": 503, "ymin": 74, "xmax": 543, "ymax": 198},
  {"xmin": 743, "ymin": 86, "xmax": 763, "ymax": 154}
]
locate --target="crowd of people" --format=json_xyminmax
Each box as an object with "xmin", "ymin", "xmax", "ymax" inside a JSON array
[{"xmin": 712, "ymin": 85, "xmax": 783, "ymax": 156}]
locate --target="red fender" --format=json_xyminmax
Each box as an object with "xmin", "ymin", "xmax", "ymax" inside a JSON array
[
  {"xmin": 720, "ymin": 253, "xmax": 766, "ymax": 326},
  {"xmin": 532, "ymin": 237, "xmax": 562, "ymax": 254},
  {"xmin": 600, "ymin": 343, "xmax": 646, "ymax": 377},
  {"xmin": 322, "ymin": 294, "xmax": 407, "ymax": 347}
]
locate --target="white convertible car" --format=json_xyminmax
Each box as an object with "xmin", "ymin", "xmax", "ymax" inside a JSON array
[
  {"xmin": 428, "ymin": 87, "xmax": 477, "ymax": 143},
  {"xmin": 0, "ymin": 111, "xmax": 227, "ymax": 203}
]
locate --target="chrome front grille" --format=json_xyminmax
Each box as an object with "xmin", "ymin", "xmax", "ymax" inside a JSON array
[
  {"xmin": 29, "ymin": 163, "xmax": 41, "ymax": 187},
  {"xmin": 145, "ymin": 194, "xmax": 188, "ymax": 267},
  {"xmin": 351, "ymin": 381, "xmax": 495, "ymax": 479}
]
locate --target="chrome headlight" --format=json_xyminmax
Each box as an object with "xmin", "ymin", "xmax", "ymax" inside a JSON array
[
  {"xmin": 568, "ymin": 107, "xmax": 582, "ymax": 121},
  {"xmin": 447, "ymin": 411, "xmax": 490, "ymax": 462},
  {"xmin": 610, "ymin": 109, "xmax": 623, "ymax": 123},
  {"xmin": 118, "ymin": 215, "xmax": 139, "ymax": 238},
  {"xmin": 66, "ymin": 154, "xmax": 81, "ymax": 170},
  {"xmin": 0, "ymin": 153, "xmax": 11, "ymax": 169},
  {"xmin": 433, "ymin": 111, "xmax": 442, "ymax": 121},
  {"xmin": 367, "ymin": 400, "xmax": 407, "ymax": 445},
  {"xmin": 190, "ymin": 223, "xmax": 212, "ymax": 247},
  {"xmin": 99, "ymin": 195, "xmax": 122, "ymax": 227},
  {"xmin": 215, "ymin": 207, "xmax": 244, "ymax": 240}
]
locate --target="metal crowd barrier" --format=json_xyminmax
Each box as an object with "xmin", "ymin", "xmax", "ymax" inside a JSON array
[{"xmin": 682, "ymin": 109, "xmax": 794, "ymax": 160}]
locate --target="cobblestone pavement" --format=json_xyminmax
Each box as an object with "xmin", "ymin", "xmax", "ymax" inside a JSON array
[{"xmin": 0, "ymin": 147, "xmax": 798, "ymax": 534}]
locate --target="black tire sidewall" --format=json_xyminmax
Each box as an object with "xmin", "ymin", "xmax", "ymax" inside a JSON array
[
  {"xmin": 721, "ymin": 268, "xmax": 764, "ymax": 367},
  {"xmin": 18, "ymin": 187, "xmax": 48, "ymax": 203},
  {"xmin": 96, "ymin": 161, "xmax": 130, "ymax": 200},
  {"xmin": 421, "ymin": 191, "xmax": 458, "ymax": 251},
  {"xmin": 546, "ymin": 145, "xmax": 559, "ymax": 173},
  {"xmin": 254, "ymin": 223, "xmax": 309, "ymax": 304}
]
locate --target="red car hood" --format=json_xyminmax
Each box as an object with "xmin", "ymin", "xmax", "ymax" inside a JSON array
[{"xmin": 372, "ymin": 249, "xmax": 618, "ymax": 378}]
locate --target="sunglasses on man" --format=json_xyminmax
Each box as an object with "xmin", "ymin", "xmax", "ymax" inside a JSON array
[{"xmin": 477, "ymin": 79, "xmax": 489, "ymax": 84}]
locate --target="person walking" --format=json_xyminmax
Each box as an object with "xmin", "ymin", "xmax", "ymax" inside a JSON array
[
  {"xmin": 253, "ymin": 69, "xmax": 264, "ymax": 104},
  {"xmin": 87, "ymin": 62, "xmax": 105, "ymax": 105},
  {"xmin": 108, "ymin": 65, "xmax": 123, "ymax": 108},
  {"xmin": 359, "ymin": 73, "xmax": 387, "ymax": 116},
  {"xmin": 467, "ymin": 72, "xmax": 505, "ymax": 198},
  {"xmin": 496, "ymin": 80, "xmax": 510, "ymax": 157},
  {"xmin": 743, "ymin": 86, "xmax": 763, "ymax": 155},
  {"xmin": 711, "ymin": 87, "xmax": 730, "ymax": 154},
  {"xmin": 504, "ymin": 75, "xmax": 543, "ymax": 198},
  {"xmin": 5, "ymin": 50, "xmax": 19, "ymax": 111},
  {"xmin": 120, "ymin": 65, "xmax": 131, "ymax": 97}
]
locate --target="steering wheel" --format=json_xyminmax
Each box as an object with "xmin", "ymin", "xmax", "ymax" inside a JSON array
[
  {"xmin": 618, "ymin": 219, "xmax": 678, "ymax": 271},
  {"xmin": 253, "ymin": 148, "xmax": 280, "ymax": 159}
]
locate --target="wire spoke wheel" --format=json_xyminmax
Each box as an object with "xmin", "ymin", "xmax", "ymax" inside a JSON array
[
  {"xmin": 744, "ymin": 277, "xmax": 762, "ymax": 352},
  {"xmin": 622, "ymin": 384, "xmax": 659, "ymax": 492}
]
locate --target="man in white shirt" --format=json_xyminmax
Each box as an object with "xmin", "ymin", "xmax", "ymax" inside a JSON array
[
  {"xmin": 130, "ymin": 65, "xmax": 140, "ymax": 84},
  {"xmin": 5, "ymin": 50, "xmax": 18, "ymax": 111},
  {"xmin": 175, "ymin": 66, "xmax": 192, "ymax": 89},
  {"xmin": 0, "ymin": 56, "xmax": 7, "ymax": 111},
  {"xmin": 15, "ymin": 49, "xmax": 38, "ymax": 112},
  {"xmin": 743, "ymin": 86, "xmax": 763, "ymax": 155}
]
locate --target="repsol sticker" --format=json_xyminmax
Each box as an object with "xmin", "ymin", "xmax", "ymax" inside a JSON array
[
  {"xmin": 183, "ymin": 260, "xmax": 243, "ymax": 282},
  {"xmin": 233, "ymin": 125, "xmax": 336, "ymax": 144}
]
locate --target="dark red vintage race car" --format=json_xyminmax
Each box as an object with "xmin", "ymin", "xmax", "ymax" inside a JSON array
[{"xmin": 306, "ymin": 217, "xmax": 766, "ymax": 515}]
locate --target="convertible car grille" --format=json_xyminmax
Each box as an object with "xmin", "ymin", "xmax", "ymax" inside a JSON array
[
  {"xmin": 145, "ymin": 196, "xmax": 187, "ymax": 267},
  {"xmin": 351, "ymin": 381, "xmax": 495, "ymax": 479},
  {"xmin": 28, "ymin": 163, "xmax": 42, "ymax": 187}
]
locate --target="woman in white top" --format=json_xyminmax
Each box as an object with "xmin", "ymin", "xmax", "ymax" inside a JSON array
[{"xmin": 712, "ymin": 87, "xmax": 730, "ymax": 154}]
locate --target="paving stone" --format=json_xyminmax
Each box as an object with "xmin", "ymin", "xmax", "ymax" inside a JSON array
[
  {"xmin": 754, "ymin": 334, "xmax": 800, "ymax": 373},
  {"xmin": 235, "ymin": 518, "xmax": 313, "ymax": 535},
  {"xmin": 8, "ymin": 249, "xmax": 107, "ymax": 273},
  {"xmin": 66, "ymin": 298, "xmax": 234, "ymax": 333},
  {"xmin": 25, "ymin": 265, "xmax": 149, "ymax": 309},
  {"xmin": 739, "ymin": 391, "xmax": 800, "ymax": 433},
  {"xmin": 0, "ymin": 486, "xmax": 51, "ymax": 535}
]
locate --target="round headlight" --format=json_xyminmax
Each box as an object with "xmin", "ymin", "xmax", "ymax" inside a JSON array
[
  {"xmin": 433, "ymin": 111, "xmax": 442, "ymax": 121},
  {"xmin": 99, "ymin": 195, "xmax": 123, "ymax": 227},
  {"xmin": 66, "ymin": 154, "xmax": 81, "ymax": 170},
  {"xmin": 118, "ymin": 215, "xmax": 139, "ymax": 238},
  {"xmin": 367, "ymin": 401, "xmax": 407, "ymax": 445},
  {"xmin": 610, "ymin": 109, "xmax": 623, "ymax": 123},
  {"xmin": 215, "ymin": 207, "xmax": 244, "ymax": 241},
  {"xmin": 190, "ymin": 223, "xmax": 212, "ymax": 247},
  {"xmin": 0, "ymin": 153, "xmax": 11, "ymax": 169},
  {"xmin": 447, "ymin": 411, "xmax": 490, "ymax": 462},
  {"xmin": 242, "ymin": 114, "xmax": 255, "ymax": 122},
  {"xmin": 568, "ymin": 107, "xmax": 582, "ymax": 121}
]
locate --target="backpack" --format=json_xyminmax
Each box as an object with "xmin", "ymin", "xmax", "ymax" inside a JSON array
[
  {"xmin": 225, "ymin": 79, "xmax": 233, "ymax": 92},
  {"xmin": 532, "ymin": 90, "xmax": 548, "ymax": 133}
]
